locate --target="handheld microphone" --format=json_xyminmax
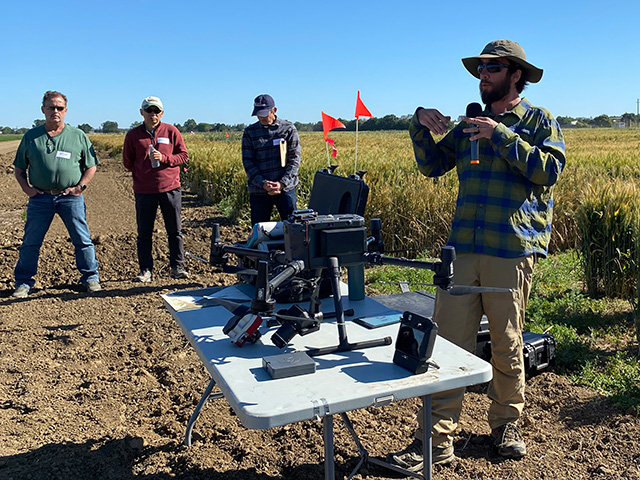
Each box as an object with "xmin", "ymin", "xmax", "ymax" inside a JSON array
[{"xmin": 466, "ymin": 102, "xmax": 483, "ymax": 164}]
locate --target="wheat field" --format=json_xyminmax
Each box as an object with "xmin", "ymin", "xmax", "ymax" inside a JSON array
[{"xmin": 90, "ymin": 128, "xmax": 640, "ymax": 258}]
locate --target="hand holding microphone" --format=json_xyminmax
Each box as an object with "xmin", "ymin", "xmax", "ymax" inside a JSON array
[
  {"xmin": 465, "ymin": 103, "xmax": 483, "ymax": 164},
  {"xmin": 463, "ymin": 103, "xmax": 500, "ymax": 165}
]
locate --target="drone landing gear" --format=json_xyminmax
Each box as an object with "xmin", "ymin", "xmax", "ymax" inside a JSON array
[{"xmin": 305, "ymin": 257, "xmax": 392, "ymax": 357}]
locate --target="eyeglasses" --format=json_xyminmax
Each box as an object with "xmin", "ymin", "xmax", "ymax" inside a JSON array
[
  {"xmin": 144, "ymin": 107, "xmax": 162, "ymax": 114},
  {"xmin": 45, "ymin": 106, "xmax": 66, "ymax": 111},
  {"xmin": 477, "ymin": 62, "xmax": 510, "ymax": 74}
]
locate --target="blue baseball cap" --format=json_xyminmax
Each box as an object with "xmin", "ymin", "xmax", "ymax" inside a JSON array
[{"xmin": 252, "ymin": 94, "xmax": 275, "ymax": 116}]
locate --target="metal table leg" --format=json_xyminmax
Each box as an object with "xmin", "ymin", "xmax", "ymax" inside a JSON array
[
  {"xmin": 340, "ymin": 398, "xmax": 433, "ymax": 480},
  {"xmin": 323, "ymin": 415, "xmax": 335, "ymax": 480},
  {"xmin": 340, "ymin": 413, "xmax": 367, "ymax": 479},
  {"xmin": 422, "ymin": 395, "xmax": 432, "ymax": 480},
  {"xmin": 184, "ymin": 378, "xmax": 223, "ymax": 446}
]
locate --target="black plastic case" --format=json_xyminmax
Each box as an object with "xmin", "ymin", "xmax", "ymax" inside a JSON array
[
  {"xmin": 479, "ymin": 330, "xmax": 556, "ymax": 379},
  {"xmin": 307, "ymin": 170, "xmax": 369, "ymax": 217}
]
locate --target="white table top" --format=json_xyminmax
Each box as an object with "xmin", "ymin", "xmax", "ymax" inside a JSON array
[{"xmin": 162, "ymin": 284, "xmax": 492, "ymax": 430}]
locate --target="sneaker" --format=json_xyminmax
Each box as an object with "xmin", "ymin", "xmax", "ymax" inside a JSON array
[
  {"xmin": 387, "ymin": 439, "xmax": 454, "ymax": 472},
  {"xmin": 492, "ymin": 423, "xmax": 526, "ymax": 459},
  {"xmin": 134, "ymin": 270, "xmax": 152, "ymax": 283},
  {"xmin": 85, "ymin": 281, "xmax": 102, "ymax": 293},
  {"xmin": 11, "ymin": 284, "xmax": 31, "ymax": 298},
  {"xmin": 170, "ymin": 266, "xmax": 189, "ymax": 279}
]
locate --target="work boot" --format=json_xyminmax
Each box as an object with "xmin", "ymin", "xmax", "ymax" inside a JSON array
[
  {"xmin": 85, "ymin": 281, "xmax": 102, "ymax": 293},
  {"xmin": 134, "ymin": 269, "xmax": 152, "ymax": 283},
  {"xmin": 11, "ymin": 284, "xmax": 31, "ymax": 298},
  {"xmin": 387, "ymin": 438, "xmax": 455, "ymax": 472},
  {"xmin": 170, "ymin": 266, "xmax": 189, "ymax": 279},
  {"xmin": 492, "ymin": 422, "xmax": 527, "ymax": 459}
]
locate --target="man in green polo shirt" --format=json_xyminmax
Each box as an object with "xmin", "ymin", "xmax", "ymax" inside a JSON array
[{"xmin": 11, "ymin": 90, "xmax": 101, "ymax": 298}]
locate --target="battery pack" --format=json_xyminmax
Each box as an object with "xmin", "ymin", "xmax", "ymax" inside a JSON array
[{"xmin": 262, "ymin": 352, "xmax": 317, "ymax": 379}]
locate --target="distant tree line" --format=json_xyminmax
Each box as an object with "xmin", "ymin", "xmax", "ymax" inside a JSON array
[
  {"xmin": 2, "ymin": 112, "xmax": 639, "ymax": 135},
  {"xmin": 556, "ymin": 113, "xmax": 639, "ymax": 128}
]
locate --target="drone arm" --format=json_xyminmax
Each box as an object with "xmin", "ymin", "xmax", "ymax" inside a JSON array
[
  {"xmin": 251, "ymin": 259, "xmax": 305, "ymax": 315},
  {"xmin": 270, "ymin": 260, "xmax": 305, "ymax": 290},
  {"xmin": 364, "ymin": 253, "xmax": 438, "ymax": 270},
  {"xmin": 209, "ymin": 223, "xmax": 289, "ymax": 268},
  {"xmin": 363, "ymin": 245, "xmax": 456, "ymax": 290}
]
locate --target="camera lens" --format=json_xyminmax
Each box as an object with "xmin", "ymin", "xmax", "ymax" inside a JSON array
[{"xmin": 271, "ymin": 322, "xmax": 298, "ymax": 348}]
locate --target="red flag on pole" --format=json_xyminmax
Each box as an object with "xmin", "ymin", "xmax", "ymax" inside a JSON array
[
  {"xmin": 326, "ymin": 138, "xmax": 338, "ymax": 157},
  {"xmin": 355, "ymin": 91, "xmax": 372, "ymax": 119},
  {"xmin": 321, "ymin": 111, "xmax": 346, "ymax": 141}
]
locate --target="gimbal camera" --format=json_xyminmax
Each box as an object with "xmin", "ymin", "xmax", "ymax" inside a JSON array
[{"xmin": 207, "ymin": 209, "xmax": 456, "ymax": 357}]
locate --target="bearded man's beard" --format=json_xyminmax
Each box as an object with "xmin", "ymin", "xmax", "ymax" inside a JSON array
[{"xmin": 480, "ymin": 75, "xmax": 512, "ymax": 106}]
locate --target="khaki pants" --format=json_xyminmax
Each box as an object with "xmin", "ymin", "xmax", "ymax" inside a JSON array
[{"xmin": 417, "ymin": 253, "xmax": 537, "ymax": 447}]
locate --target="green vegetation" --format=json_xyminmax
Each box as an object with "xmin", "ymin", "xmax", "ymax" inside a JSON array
[
  {"xmin": 90, "ymin": 128, "xmax": 640, "ymax": 410},
  {"xmin": 0, "ymin": 134, "xmax": 22, "ymax": 142}
]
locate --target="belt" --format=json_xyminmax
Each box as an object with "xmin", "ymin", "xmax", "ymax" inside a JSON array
[{"xmin": 41, "ymin": 188, "xmax": 66, "ymax": 195}]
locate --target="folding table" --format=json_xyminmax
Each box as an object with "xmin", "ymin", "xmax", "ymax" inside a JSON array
[{"xmin": 162, "ymin": 284, "xmax": 492, "ymax": 480}]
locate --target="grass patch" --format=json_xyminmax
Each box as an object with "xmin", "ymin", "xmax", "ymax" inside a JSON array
[{"xmin": 0, "ymin": 134, "xmax": 22, "ymax": 142}]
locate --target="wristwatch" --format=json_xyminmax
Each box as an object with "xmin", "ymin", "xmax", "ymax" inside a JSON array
[{"xmin": 78, "ymin": 183, "xmax": 87, "ymax": 191}]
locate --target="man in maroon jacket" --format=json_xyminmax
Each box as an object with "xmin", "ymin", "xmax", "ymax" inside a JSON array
[{"xmin": 123, "ymin": 96, "xmax": 189, "ymax": 282}]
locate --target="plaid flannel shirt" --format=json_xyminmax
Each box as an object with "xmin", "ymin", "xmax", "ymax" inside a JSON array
[
  {"xmin": 241, "ymin": 117, "xmax": 301, "ymax": 194},
  {"xmin": 410, "ymin": 97, "xmax": 566, "ymax": 258}
]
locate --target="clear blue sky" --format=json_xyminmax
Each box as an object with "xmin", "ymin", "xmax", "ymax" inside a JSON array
[{"xmin": 2, "ymin": 0, "xmax": 639, "ymax": 130}]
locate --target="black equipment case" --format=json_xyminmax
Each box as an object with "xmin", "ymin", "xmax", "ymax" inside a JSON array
[
  {"xmin": 479, "ymin": 328, "xmax": 556, "ymax": 379},
  {"xmin": 521, "ymin": 331, "xmax": 557, "ymax": 379},
  {"xmin": 307, "ymin": 170, "xmax": 369, "ymax": 217}
]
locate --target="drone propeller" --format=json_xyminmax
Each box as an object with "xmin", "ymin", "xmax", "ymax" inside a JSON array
[
  {"xmin": 222, "ymin": 265, "xmax": 259, "ymax": 276},
  {"xmin": 185, "ymin": 252, "xmax": 258, "ymax": 276},
  {"xmin": 206, "ymin": 296, "xmax": 252, "ymax": 317},
  {"xmin": 396, "ymin": 281, "xmax": 515, "ymax": 296}
]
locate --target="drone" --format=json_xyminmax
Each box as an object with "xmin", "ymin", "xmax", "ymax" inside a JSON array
[
  {"xmin": 187, "ymin": 208, "xmax": 508, "ymax": 358},
  {"xmin": 186, "ymin": 169, "xmax": 513, "ymax": 357}
]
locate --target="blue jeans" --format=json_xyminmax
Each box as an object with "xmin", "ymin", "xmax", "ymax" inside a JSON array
[
  {"xmin": 14, "ymin": 193, "xmax": 99, "ymax": 288},
  {"xmin": 249, "ymin": 188, "xmax": 297, "ymax": 225}
]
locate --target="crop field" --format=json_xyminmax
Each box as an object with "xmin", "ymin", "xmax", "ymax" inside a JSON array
[
  {"xmin": 0, "ymin": 134, "xmax": 22, "ymax": 142},
  {"xmin": 91, "ymin": 128, "xmax": 640, "ymax": 256}
]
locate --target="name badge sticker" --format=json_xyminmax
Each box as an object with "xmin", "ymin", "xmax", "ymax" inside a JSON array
[
  {"xmin": 157, "ymin": 137, "xmax": 170, "ymax": 144},
  {"xmin": 56, "ymin": 151, "xmax": 72, "ymax": 159},
  {"xmin": 273, "ymin": 138, "xmax": 284, "ymax": 146}
]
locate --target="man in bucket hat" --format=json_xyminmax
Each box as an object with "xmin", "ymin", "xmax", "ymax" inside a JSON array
[
  {"xmin": 389, "ymin": 40, "xmax": 566, "ymax": 470},
  {"xmin": 241, "ymin": 94, "xmax": 301, "ymax": 225}
]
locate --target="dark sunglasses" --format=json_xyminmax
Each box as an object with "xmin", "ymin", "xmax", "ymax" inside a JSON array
[
  {"xmin": 46, "ymin": 106, "xmax": 66, "ymax": 111},
  {"xmin": 144, "ymin": 107, "xmax": 162, "ymax": 114},
  {"xmin": 477, "ymin": 62, "xmax": 510, "ymax": 74}
]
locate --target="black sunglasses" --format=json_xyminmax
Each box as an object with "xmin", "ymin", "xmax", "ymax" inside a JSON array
[
  {"xmin": 477, "ymin": 62, "xmax": 510, "ymax": 74},
  {"xmin": 46, "ymin": 106, "xmax": 66, "ymax": 111},
  {"xmin": 144, "ymin": 107, "xmax": 162, "ymax": 114}
]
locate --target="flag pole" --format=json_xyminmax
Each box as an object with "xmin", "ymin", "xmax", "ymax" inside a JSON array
[
  {"xmin": 325, "ymin": 140, "xmax": 331, "ymax": 167},
  {"xmin": 354, "ymin": 118, "xmax": 359, "ymax": 175}
]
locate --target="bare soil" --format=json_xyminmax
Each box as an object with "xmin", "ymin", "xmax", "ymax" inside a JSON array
[{"xmin": 1, "ymin": 140, "xmax": 639, "ymax": 480}]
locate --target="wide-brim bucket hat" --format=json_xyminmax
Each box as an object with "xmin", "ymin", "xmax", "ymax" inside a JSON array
[{"xmin": 461, "ymin": 40, "xmax": 543, "ymax": 83}]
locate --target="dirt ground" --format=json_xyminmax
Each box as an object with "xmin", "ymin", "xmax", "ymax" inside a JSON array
[{"xmin": 1, "ymin": 139, "xmax": 639, "ymax": 480}]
